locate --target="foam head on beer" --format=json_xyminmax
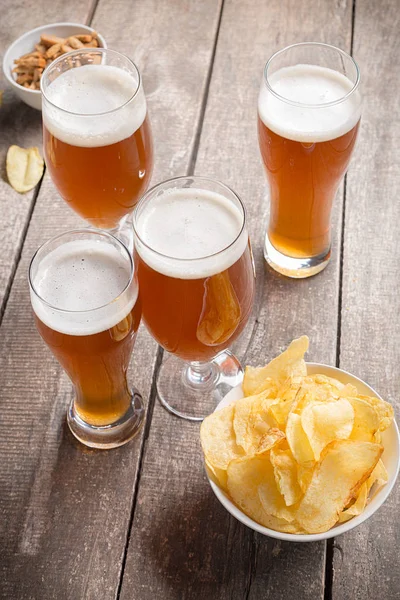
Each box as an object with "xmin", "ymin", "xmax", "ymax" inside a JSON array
[
  {"xmin": 258, "ymin": 64, "xmax": 361, "ymax": 143},
  {"xmin": 43, "ymin": 64, "xmax": 147, "ymax": 148},
  {"xmin": 30, "ymin": 239, "xmax": 138, "ymax": 336},
  {"xmin": 134, "ymin": 188, "xmax": 249, "ymax": 279}
]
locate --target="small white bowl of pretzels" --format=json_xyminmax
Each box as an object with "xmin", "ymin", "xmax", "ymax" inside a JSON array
[{"xmin": 2, "ymin": 22, "xmax": 107, "ymax": 110}]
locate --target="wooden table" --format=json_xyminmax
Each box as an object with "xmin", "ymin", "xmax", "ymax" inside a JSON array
[{"xmin": 1, "ymin": 1, "xmax": 399, "ymax": 598}]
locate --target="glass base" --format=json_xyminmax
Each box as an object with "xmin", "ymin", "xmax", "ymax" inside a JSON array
[
  {"xmin": 67, "ymin": 389, "xmax": 145, "ymax": 449},
  {"xmin": 156, "ymin": 351, "xmax": 244, "ymax": 422},
  {"xmin": 264, "ymin": 233, "xmax": 331, "ymax": 278}
]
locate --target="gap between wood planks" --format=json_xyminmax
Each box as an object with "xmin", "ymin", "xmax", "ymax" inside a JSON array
[
  {"xmin": 326, "ymin": 1, "xmax": 357, "ymax": 599},
  {"xmin": 0, "ymin": 180, "xmax": 41, "ymax": 325},
  {"xmin": 115, "ymin": 1, "xmax": 227, "ymax": 598}
]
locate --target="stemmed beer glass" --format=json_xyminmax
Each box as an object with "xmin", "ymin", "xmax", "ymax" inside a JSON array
[
  {"xmin": 133, "ymin": 176, "xmax": 255, "ymax": 421},
  {"xmin": 41, "ymin": 48, "xmax": 153, "ymax": 239}
]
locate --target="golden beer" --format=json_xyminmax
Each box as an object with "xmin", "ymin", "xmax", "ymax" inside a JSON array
[
  {"xmin": 30, "ymin": 230, "xmax": 144, "ymax": 447},
  {"xmin": 43, "ymin": 118, "xmax": 153, "ymax": 230},
  {"xmin": 42, "ymin": 50, "xmax": 153, "ymax": 230},
  {"xmin": 258, "ymin": 117, "xmax": 360, "ymax": 258},
  {"xmin": 258, "ymin": 44, "xmax": 361, "ymax": 276},
  {"xmin": 34, "ymin": 300, "xmax": 141, "ymax": 426},
  {"xmin": 135, "ymin": 246, "xmax": 254, "ymax": 362}
]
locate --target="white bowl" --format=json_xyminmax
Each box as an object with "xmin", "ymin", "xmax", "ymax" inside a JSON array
[
  {"xmin": 208, "ymin": 362, "xmax": 400, "ymax": 542},
  {"xmin": 2, "ymin": 22, "xmax": 107, "ymax": 110}
]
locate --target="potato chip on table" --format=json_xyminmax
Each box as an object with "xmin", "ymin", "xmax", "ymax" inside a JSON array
[
  {"xmin": 200, "ymin": 336, "xmax": 395, "ymax": 535},
  {"xmin": 6, "ymin": 145, "xmax": 44, "ymax": 193}
]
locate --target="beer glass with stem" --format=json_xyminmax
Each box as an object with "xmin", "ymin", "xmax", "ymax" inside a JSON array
[
  {"xmin": 41, "ymin": 48, "xmax": 154, "ymax": 244},
  {"xmin": 133, "ymin": 176, "xmax": 255, "ymax": 421},
  {"xmin": 29, "ymin": 229, "xmax": 144, "ymax": 449},
  {"xmin": 258, "ymin": 42, "xmax": 361, "ymax": 278}
]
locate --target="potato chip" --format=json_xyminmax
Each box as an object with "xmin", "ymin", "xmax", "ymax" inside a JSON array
[
  {"xmin": 7, "ymin": 145, "xmax": 44, "ymax": 193},
  {"xmin": 286, "ymin": 412, "xmax": 314, "ymax": 464},
  {"xmin": 205, "ymin": 459, "xmax": 228, "ymax": 492},
  {"xmin": 269, "ymin": 376, "xmax": 304, "ymax": 426},
  {"xmin": 357, "ymin": 395, "xmax": 394, "ymax": 431},
  {"xmin": 301, "ymin": 398, "xmax": 354, "ymax": 460},
  {"xmin": 200, "ymin": 404, "xmax": 244, "ymax": 470},
  {"xmin": 258, "ymin": 475, "xmax": 296, "ymax": 522},
  {"xmin": 296, "ymin": 440, "xmax": 383, "ymax": 533},
  {"xmin": 289, "ymin": 387, "xmax": 314, "ymax": 415},
  {"xmin": 297, "ymin": 463, "xmax": 314, "ymax": 493},
  {"xmin": 367, "ymin": 459, "xmax": 388, "ymax": 495},
  {"xmin": 338, "ymin": 482, "xmax": 368, "ymax": 523},
  {"xmin": 248, "ymin": 377, "xmax": 278, "ymax": 398},
  {"xmin": 339, "ymin": 383, "xmax": 359, "ymax": 398},
  {"xmin": 227, "ymin": 454, "xmax": 300, "ymax": 532},
  {"xmin": 290, "ymin": 376, "xmax": 344, "ymax": 415},
  {"xmin": 270, "ymin": 448, "xmax": 302, "ymax": 506},
  {"xmin": 348, "ymin": 397, "xmax": 380, "ymax": 442},
  {"xmin": 233, "ymin": 391, "xmax": 278, "ymax": 453},
  {"xmin": 256, "ymin": 428, "xmax": 286, "ymax": 454},
  {"xmin": 304, "ymin": 374, "xmax": 343, "ymax": 400},
  {"xmin": 374, "ymin": 430, "xmax": 382, "ymax": 443},
  {"xmin": 277, "ymin": 376, "xmax": 304, "ymax": 401},
  {"xmin": 243, "ymin": 336, "xmax": 308, "ymax": 396},
  {"xmin": 269, "ymin": 398, "xmax": 294, "ymax": 428}
]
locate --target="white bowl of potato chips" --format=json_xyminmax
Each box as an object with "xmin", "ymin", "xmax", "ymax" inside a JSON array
[{"xmin": 200, "ymin": 337, "xmax": 399, "ymax": 541}]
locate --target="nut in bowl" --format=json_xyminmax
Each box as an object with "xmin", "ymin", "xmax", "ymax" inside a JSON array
[
  {"xmin": 2, "ymin": 23, "xmax": 107, "ymax": 110},
  {"xmin": 200, "ymin": 337, "xmax": 399, "ymax": 542}
]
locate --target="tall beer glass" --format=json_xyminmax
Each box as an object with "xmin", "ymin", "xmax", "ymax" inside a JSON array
[
  {"xmin": 258, "ymin": 43, "xmax": 361, "ymax": 278},
  {"xmin": 29, "ymin": 229, "xmax": 144, "ymax": 449},
  {"xmin": 133, "ymin": 176, "xmax": 255, "ymax": 421},
  {"xmin": 41, "ymin": 49, "xmax": 153, "ymax": 236}
]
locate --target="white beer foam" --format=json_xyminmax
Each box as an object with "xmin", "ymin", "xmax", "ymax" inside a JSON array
[
  {"xmin": 43, "ymin": 65, "xmax": 147, "ymax": 148},
  {"xmin": 134, "ymin": 188, "xmax": 248, "ymax": 279},
  {"xmin": 31, "ymin": 240, "xmax": 138, "ymax": 336},
  {"xmin": 258, "ymin": 64, "xmax": 361, "ymax": 143}
]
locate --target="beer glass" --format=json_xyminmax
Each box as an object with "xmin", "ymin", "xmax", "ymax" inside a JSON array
[
  {"xmin": 133, "ymin": 176, "xmax": 255, "ymax": 421},
  {"xmin": 41, "ymin": 49, "xmax": 153, "ymax": 239},
  {"xmin": 258, "ymin": 43, "xmax": 361, "ymax": 278},
  {"xmin": 29, "ymin": 229, "xmax": 144, "ymax": 449}
]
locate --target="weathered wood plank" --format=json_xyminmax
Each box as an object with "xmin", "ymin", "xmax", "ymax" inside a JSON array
[
  {"xmin": 0, "ymin": 1, "xmax": 223, "ymax": 598},
  {"xmin": 0, "ymin": 0, "xmax": 96, "ymax": 315},
  {"xmin": 332, "ymin": 0, "xmax": 400, "ymax": 598},
  {"xmin": 120, "ymin": 0, "xmax": 354, "ymax": 598}
]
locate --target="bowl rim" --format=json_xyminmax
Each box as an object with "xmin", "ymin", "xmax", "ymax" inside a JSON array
[
  {"xmin": 208, "ymin": 362, "xmax": 400, "ymax": 542},
  {"xmin": 2, "ymin": 22, "xmax": 107, "ymax": 94}
]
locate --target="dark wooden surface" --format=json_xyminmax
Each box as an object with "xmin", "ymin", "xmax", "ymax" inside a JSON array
[{"xmin": 0, "ymin": 0, "xmax": 398, "ymax": 599}]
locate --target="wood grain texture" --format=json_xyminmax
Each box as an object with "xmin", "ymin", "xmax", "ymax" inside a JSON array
[
  {"xmin": 0, "ymin": 1, "xmax": 223, "ymax": 598},
  {"xmin": 0, "ymin": 0, "xmax": 96, "ymax": 315},
  {"xmin": 332, "ymin": 0, "xmax": 400, "ymax": 598},
  {"xmin": 120, "ymin": 1, "xmax": 354, "ymax": 598},
  {"xmin": 91, "ymin": 0, "xmax": 221, "ymax": 181}
]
